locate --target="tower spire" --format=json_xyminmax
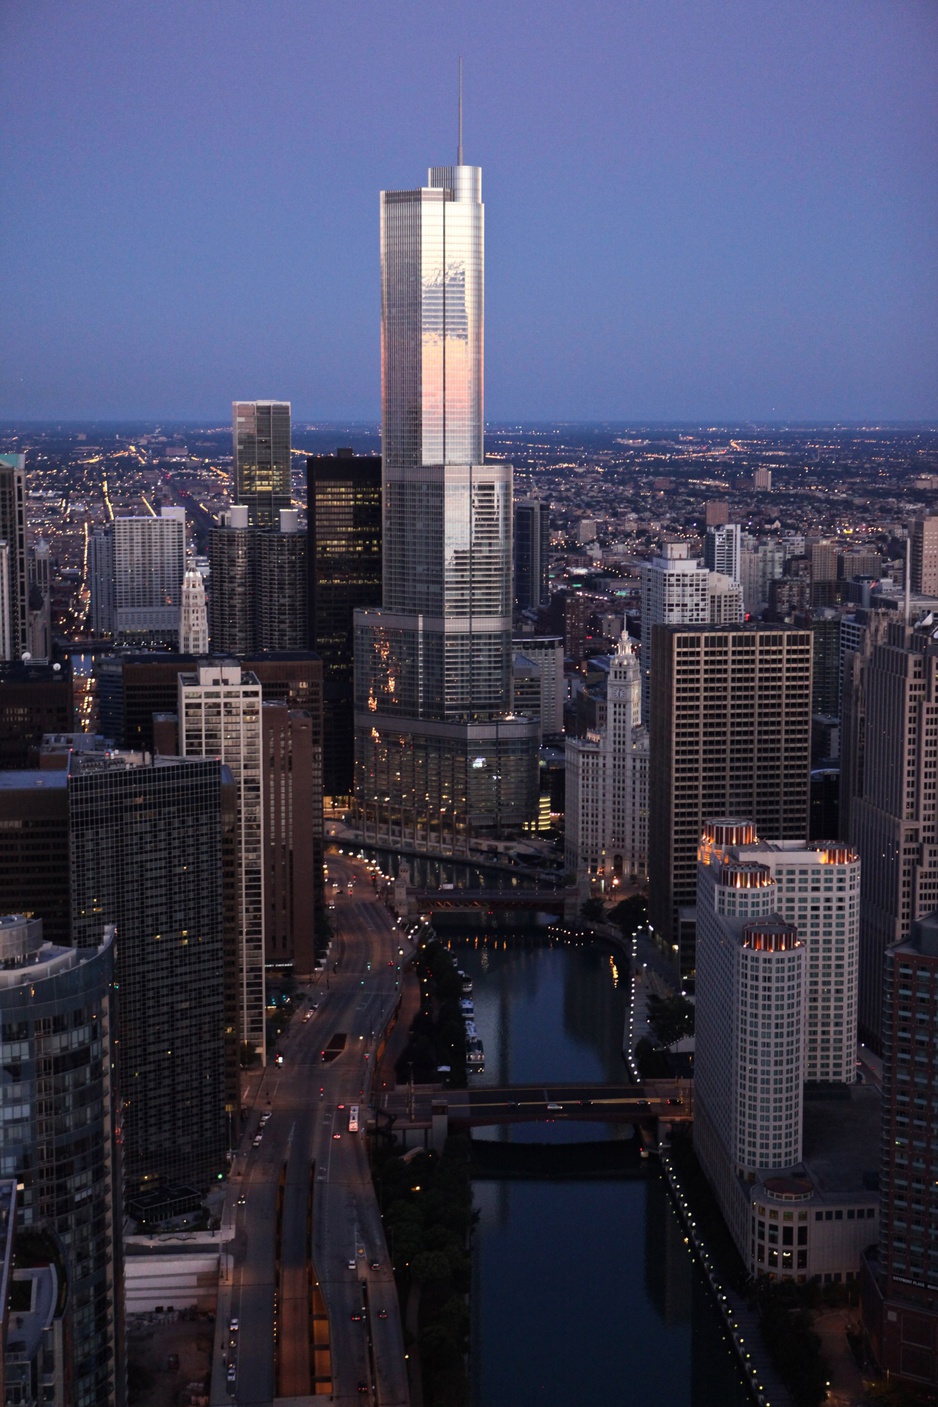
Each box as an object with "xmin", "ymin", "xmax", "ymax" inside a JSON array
[{"xmin": 457, "ymin": 57, "xmax": 463, "ymax": 165}]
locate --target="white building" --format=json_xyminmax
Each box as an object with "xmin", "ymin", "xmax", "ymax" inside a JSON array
[
  {"xmin": 565, "ymin": 633, "xmax": 648, "ymax": 885},
  {"xmin": 640, "ymin": 542, "xmax": 710, "ymax": 722},
  {"xmin": 179, "ymin": 664, "xmax": 265, "ymax": 1062},
  {"xmin": 511, "ymin": 636, "xmax": 564, "ymax": 737},
  {"xmin": 739, "ymin": 537, "xmax": 786, "ymax": 615},
  {"xmin": 704, "ymin": 523, "xmax": 742, "ymax": 582},
  {"xmin": 707, "ymin": 571, "xmax": 745, "ymax": 624},
  {"xmin": 90, "ymin": 506, "xmax": 186, "ymax": 644},
  {"xmin": 179, "ymin": 567, "xmax": 209, "ymax": 656},
  {"xmin": 695, "ymin": 818, "xmax": 877, "ymax": 1287}
]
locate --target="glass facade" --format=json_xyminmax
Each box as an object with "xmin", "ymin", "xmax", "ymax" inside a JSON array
[
  {"xmin": 233, "ymin": 401, "xmax": 292, "ymax": 527},
  {"xmin": 355, "ymin": 160, "xmax": 537, "ymax": 851}
]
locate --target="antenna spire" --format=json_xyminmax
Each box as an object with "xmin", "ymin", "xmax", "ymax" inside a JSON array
[{"xmin": 457, "ymin": 57, "xmax": 463, "ymax": 165}]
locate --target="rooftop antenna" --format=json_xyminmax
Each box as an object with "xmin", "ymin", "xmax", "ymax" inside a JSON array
[{"xmin": 457, "ymin": 57, "xmax": 464, "ymax": 165}]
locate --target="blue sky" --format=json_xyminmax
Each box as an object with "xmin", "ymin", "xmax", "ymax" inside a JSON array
[{"xmin": 1, "ymin": 0, "xmax": 936, "ymax": 422}]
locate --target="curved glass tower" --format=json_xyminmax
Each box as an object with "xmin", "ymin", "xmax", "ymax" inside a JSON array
[{"xmin": 354, "ymin": 160, "xmax": 537, "ymax": 854}]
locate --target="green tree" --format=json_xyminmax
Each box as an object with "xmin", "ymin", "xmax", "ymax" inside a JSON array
[{"xmin": 646, "ymin": 994, "xmax": 695, "ymax": 1047}]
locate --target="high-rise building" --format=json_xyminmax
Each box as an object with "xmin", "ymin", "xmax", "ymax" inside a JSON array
[
  {"xmin": 648, "ymin": 624, "xmax": 813, "ymax": 975},
  {"xmin": 179, "ymin": 567, "xmax": 209, "ymax": 655},
  {"xmin": 703, "ymin": 523, "xmax": 741, "ymax": 582},
  {"xmin": 704, "ymin": 499, "xmax": 729, "ymax": 527},
  {"xmin": 511, "ymin": 635, "xmax": 564, "ymax": 738},
  {"xmin": 514, "ymin": 497, "xmax": 551, "ymax": 612},
  {"xmin": 740, "ymin": 536, "xmax": 786, "ymax": 616},
  {"xmin": 68, "ymin": 752, "xmax": 232, "ymax": 1202},
  {"xmin": 910, "ymin": 517, "xmax": 938, "ymax": 597},
  {"xmin": 565, "ymin": 633, "xmax": 648, "ymax": 886},
  {"xmin": 26, "ymin": 538, "xmax": 52, "ymax": 662},
  {"xmin": 233, "ymin": 400, "xmax": 292, "ymax": 527},
  {"xmin": 179, "ymin": 664, "xmax": 265, "ymax": 1062},
  {"xmin": 0, "ymin": 455, "xmax": 28, "ymax": 661},
  {"xmin": 208, "ymin": 506, "xmax": 256, "ymax": 655},
  {"xmin": 353, "ymin": 155, "xmax": 538, "ymax": 853},
  {"xmin": 256, "ymin": 509, "xmax": 307, "ymax": 650},
  {"xmin": 640, "ymin": 543, "xmax": 710, "ymax": 722},
  {"xmin": 263, "ymin": 703, "xmax": 318, "ymax": 976},
  {"xmin": 90, "ymin": 507, "xmax": 187, "ymax": 645},
  {"xmin": 753, "ymin": 467, "xmax": 773, "ymax": 491},
  {"xmin": 863, "ymin": 911, "xmax": 938, "ymax": 1389},
  {"xmin": 842, "ymin": 616, "xmax": 938, "ymax": 1045},
  {"xmin": 0, "ymin": 915, "xmax": 123, "ymax": 1407},
  {"xmin": 307, "ymin": 451, "xmax": 382, "ymax": 801}
]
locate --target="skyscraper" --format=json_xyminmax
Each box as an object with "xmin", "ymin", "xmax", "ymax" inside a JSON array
[
  {"xmin": 648, "ymin": 624, "xmax": 813, "ymax": 975},
  {"xmin": 307, "ymin": 450, "xmax": 382, "ymax": 801},
  {"xmin": 842, "ymin": 616, "xmax": 938, "ymax": 1045},
  {"xmin": 910, "ymin": 516, "xmax": 938, "ymax": 597},
  {"xmin": 68, "ymin": 752, "xmax": 231, "ymax": 1201},
  {"xmin": 90, "ymin": 507, "xmax": 187, "ymax": 646},
  {"xmin": 0, "ymin": 916, "xmax": 123, "ymax": 1407},
  {"xmin": 179, "ymin": 567, "xmax": 209, "ymax": 655},
  {"xmin": 639, "ymin": 542, "xmax": 710, "ymax": 723},
  {"xmin": 703, "ymin": 522, "xmax": 741, "ymax": 583},
  {"xmin": 233, "ymin": 401, "xmax": 292, "ymax": 527},
  {"xmin": 208, "ymin": 506, "xmax": 256, "ymax": 655},
  {"xmin": 354, "ymin": 155, "xmax": 537, "ymax": 853},
  {"xmin": 514, "ymin": 497, "xmax": 551, "ymax": 612},
  {"xmin": 255, "ymin": 510, "xmax": 307, "ymax": 650},
  {"xmin": 179, "ymin": 664, "xmax": 265, "ymax": 1063},
  {"xmin": 0, "ymin": 454, "xmax": 28, "ymax": 660}
]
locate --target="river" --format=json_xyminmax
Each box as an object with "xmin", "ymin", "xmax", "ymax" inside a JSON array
[{"xmin": 438, "ymin": 924, "xmax": 753, "ymax": 1407}]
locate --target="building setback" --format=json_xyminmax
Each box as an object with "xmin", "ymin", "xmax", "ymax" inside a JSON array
[{"xmin": 648, "ymin": 624, "xmax": 813, "ymax": 976}]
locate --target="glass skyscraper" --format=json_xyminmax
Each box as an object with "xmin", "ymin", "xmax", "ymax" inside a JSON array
[
  {"xmin": 354, "ymin": 158, "xmax": 537, "ymax": 854},
  {"xmin": 233, "ymin": 400, "xmax": 292, "ymax": 527}
]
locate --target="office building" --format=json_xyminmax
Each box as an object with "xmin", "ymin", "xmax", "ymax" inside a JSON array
[
  {"xmin": 233, "ymin": 400, "xmax": 292, "ymax": 527},
  {"xmin": 842, "ymin": 616, "xmax": 938, "ymax": 1045},
  {"xmin": 69, "ymin": 752, "xmax": 232, "ymax": 1201},
  {"xmin": 90, "ymin": 507, "xmax": 187, "ymax": 645},
  {"xmin": 0, "ymin": 659, "xmax": 73, "ymax": 769},
  {"xmin": 740, "ymin": 537, "xmax": 786, "ymax": 616},
  {"xmin": 263, "ymin": 703, "xmax": 318, "ymax": 975},
  {"xmin": 0, "ymin": 915, "xmax": 123, "ymax": 1407},
  {"xmin": 354, "ymin": 153, "xmax": 538, "ymax": 853},
  {"xmin": 565, "ymin": 633, "xmax": 648, "ymax": 886},
  {"xmin": 514, "ymin": 497, "xmax": 551, "ymax": 612},
  {"xmin": 179, "ymin": 567, "xmax": 209, "ymax": 655},
  {"xmin": 704, "ymin": 499, "xmax": 729, "ymax": 527},
  {"xmin": 648, "ymin": 624, "xmax": 813, "ymax": 975},
  {"xmin": 0, "ymin": 770, "xmax": 70, "ymax": 945},
  {"xmin": 640, "ymin": 543, "xmax": 710, "ymax": 721},
  {"xmin": 179, "ymin": 664, "xmax": 265, "ymax": 1062},
  {"xmin": 307, "ymin": 451, "xmax": 382, "ymax": 800},
  {"xmin": 703, "ymin": 523, "xmax": 741, "ymax": 583},
  {"xmin": 863, "ymin": 912, "xmax": 938, "ymax": 1390},
  {"xmin": 0, "ymin": 454, "xmax": 28, "ymax": 660},
  {"xmin": 694, "ymin": 825, "xmax": 878, "ymax": 1284},
  {"xmin": 910, "ymin": 517, "xmax": 938, "ymax": 597}
]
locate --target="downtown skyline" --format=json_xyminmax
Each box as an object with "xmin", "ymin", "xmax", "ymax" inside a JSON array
[{"xmin": 2, "ymin": 0, "xmax": 936, "ymax": 425}]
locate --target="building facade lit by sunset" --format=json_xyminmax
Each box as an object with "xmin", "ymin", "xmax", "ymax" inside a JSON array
[{"xmin": 354, "ymin": 158, "xmax": 537, "ymax": 853}]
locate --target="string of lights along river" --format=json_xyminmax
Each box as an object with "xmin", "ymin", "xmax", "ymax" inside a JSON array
[{"xmin": 442, "ymin": 919, "xmax": 753, "ymax": 1407}]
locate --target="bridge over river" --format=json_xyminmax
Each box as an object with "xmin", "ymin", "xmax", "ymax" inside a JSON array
[{"xmin": 377, "ymin": 1079, "xmax": 692, "ymax": 1132}]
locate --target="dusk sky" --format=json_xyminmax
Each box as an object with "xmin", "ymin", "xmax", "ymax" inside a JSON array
[{"xmin": 2, "ymin": 0, "xmax": 936, "ymax": 424}]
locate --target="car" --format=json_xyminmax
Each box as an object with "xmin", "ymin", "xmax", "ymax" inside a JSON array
[
  {"xmin": 304, "ymin": 1011, "xmax": 313, "ymax": 1022},
  {"xmin": 377, "ymin": 1308, "xmax": 388, "ymax": 1319},
  {"xmin": 369, "ymin": 1259, "xmax": 380, "ymax": 1270},
  {"xmin": 357, "ymin": 1383, "xmax": 368, "ymax": 1395},
  {"xmin": 237, "ymin": 1194, "xmax": 246, "ymax": 1205},
  {"xmin": 333, "ymin": 1132, "xmax": 341, "ymax": 1140},
  {"xmin": 252, "ymin": 1135, "xmax": 262, "ymax": 1147},
  {"xmin": 351, "ymin": 1310, "xmax": 362, "ymax": 1321},
  {"xmin": 546, "ymin": 1101, "xmax": 563, "ymax": 1111},
  {"xmin": 337, "ymin": 1103, "xmax": 346, "ymax": 1110},
  {"xmin": 227, "ymin": 1365, "xmax": 236, "ymax": 1382},
  {"xmin": 229, "ymin": 1317, "xmax": 239, "ymax": 1332},
  {"xmin": 348, "ymin": 1258, "xmax": 357, "ymax": 1270},
  {"xmin": 666, "ymin": 1097, "xmax": 683, "ymax": 1106}
]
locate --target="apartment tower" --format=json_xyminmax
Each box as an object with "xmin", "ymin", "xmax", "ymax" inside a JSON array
[{"xmin": 233, "ymin": 400, "xmax": 292, "ymax": 528}]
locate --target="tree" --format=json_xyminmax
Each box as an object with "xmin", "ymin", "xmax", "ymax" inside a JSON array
[
  {"xmin": 646, "ymin": 994, "xmax": 695, "ymax": 1047},
  {"xmin": 581, "ymin": 897, "xmax": 606, "ymax": 923}
]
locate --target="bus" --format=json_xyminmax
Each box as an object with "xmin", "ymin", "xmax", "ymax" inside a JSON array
[{"xmin": 348, "ymin": 1105, "xmax": 360, "ymax": 1133}]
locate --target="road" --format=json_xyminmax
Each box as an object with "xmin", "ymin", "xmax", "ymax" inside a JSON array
[{"xmin": 211, "ymin": 855, "xmax": 411, "ymax": 1406}]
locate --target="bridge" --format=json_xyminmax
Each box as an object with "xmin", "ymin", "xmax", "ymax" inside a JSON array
[
  {"xmin": 378, "ymin": 1079, "xmax": 692, "ymax": 1131},
  {"xmin": 407, "ymin": 887, "xmax": 575, "ymax": 912}
]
